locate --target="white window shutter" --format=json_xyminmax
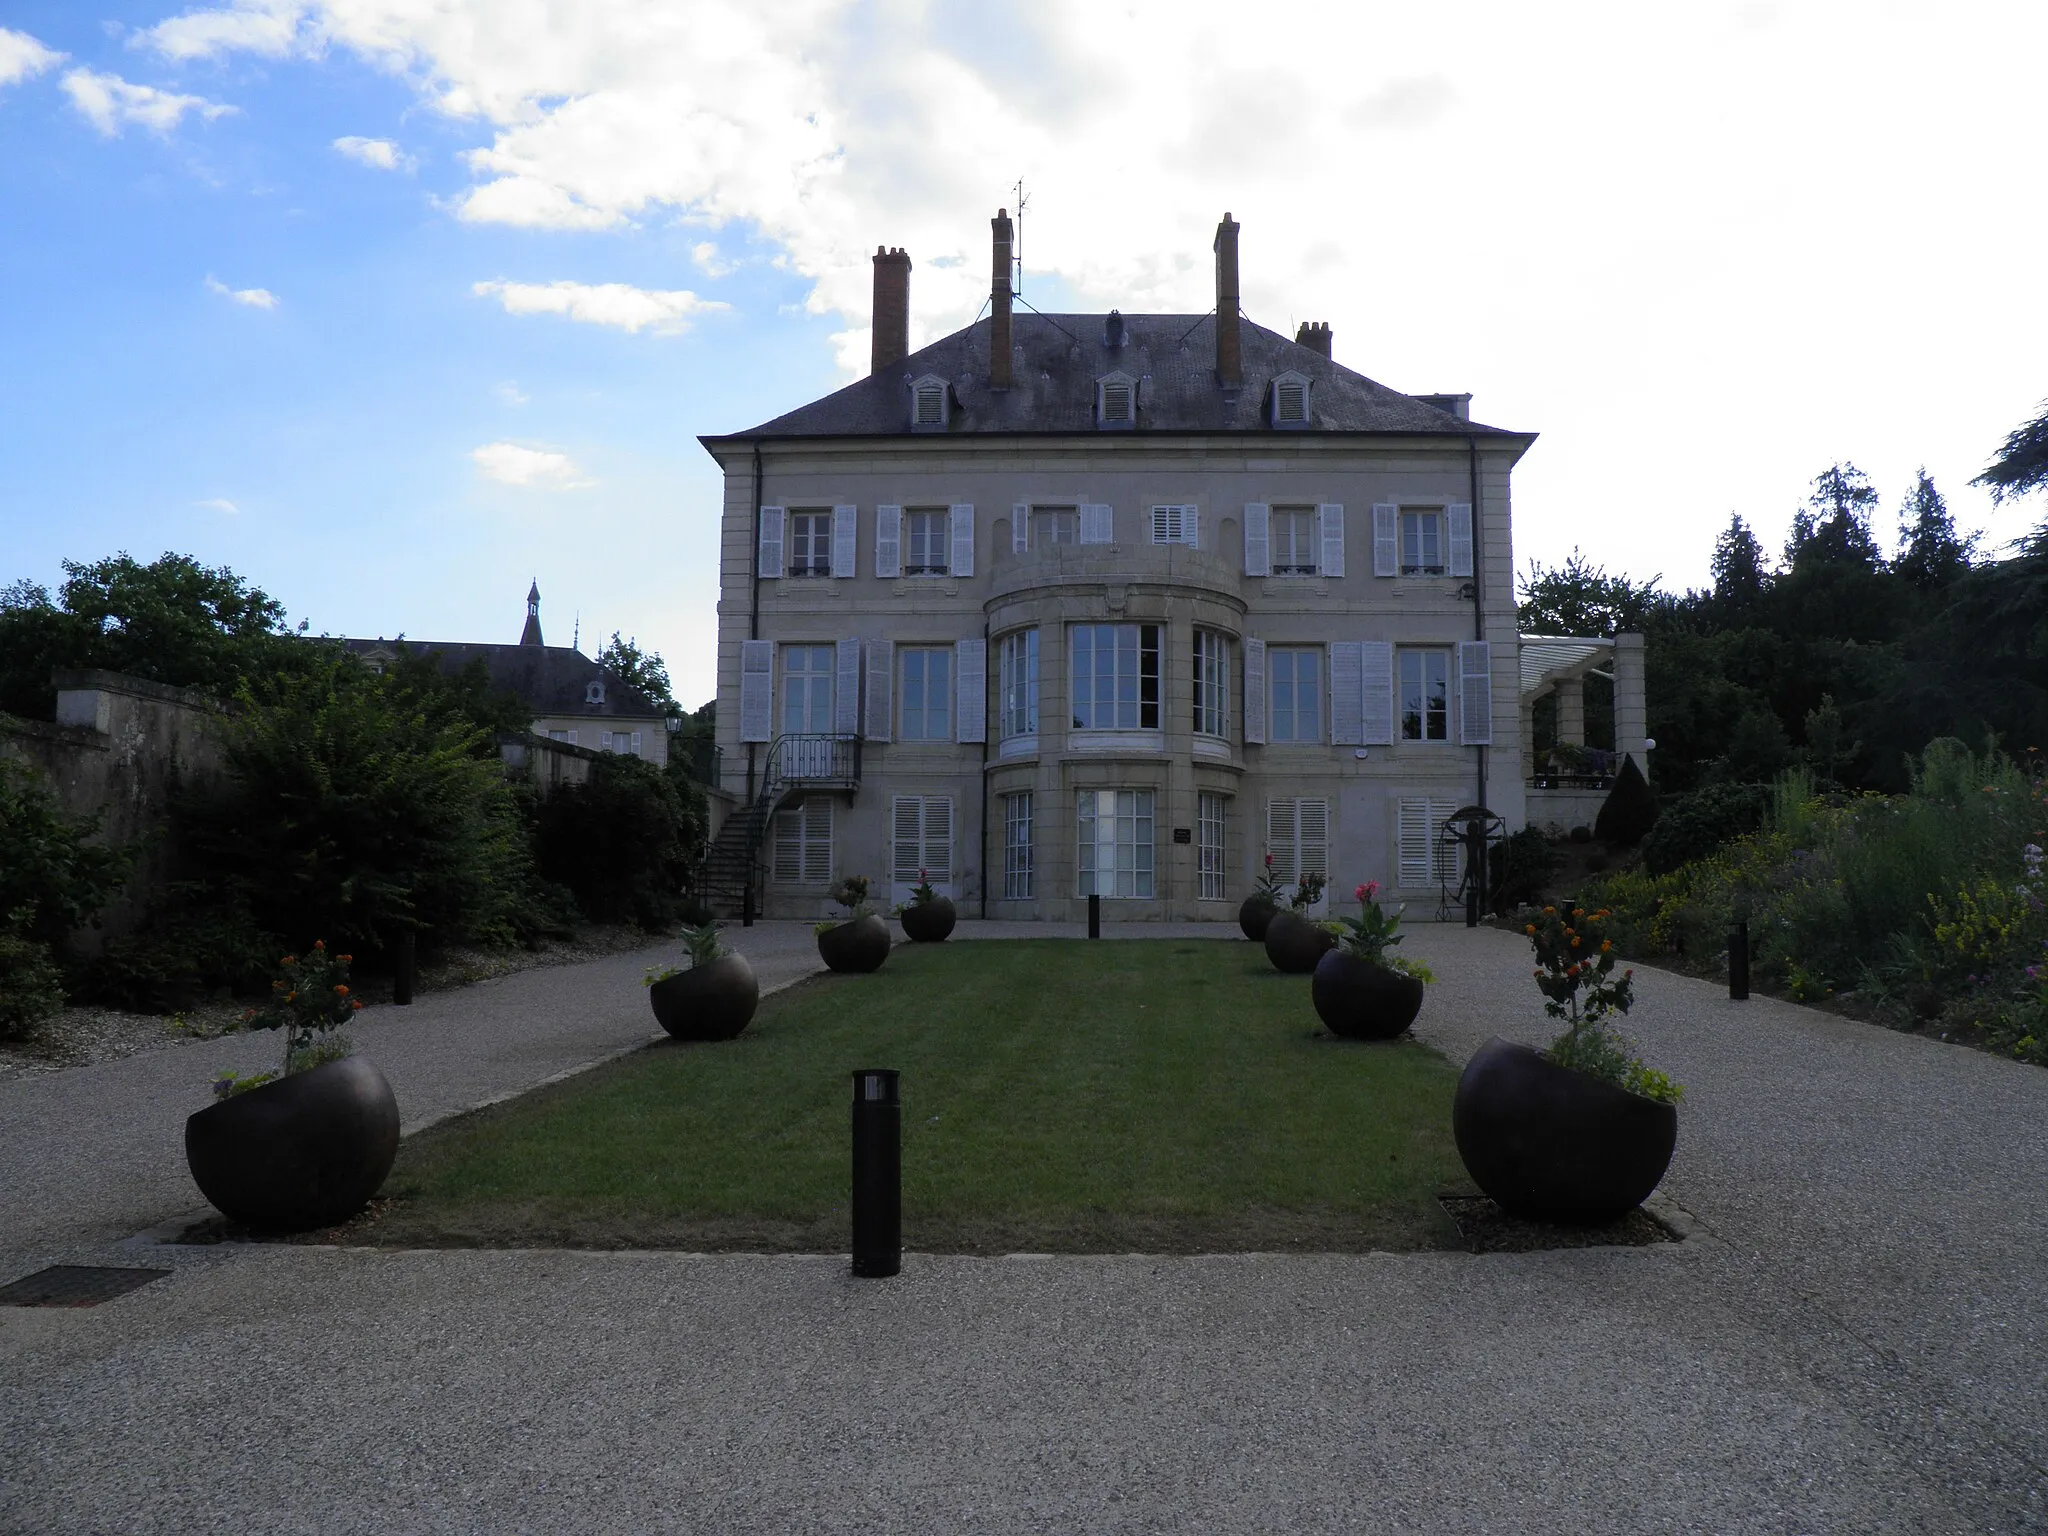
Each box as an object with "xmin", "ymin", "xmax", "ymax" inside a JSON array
[
  {"xmin": 1459, "ymin": 640, "xmax": 1493, "ymax": 745},
  {"xmin": 739, "ymin": 639, "xmax": 774, "ymax": 742},
  {"xmin": 949, "ymin": 503, "xmax": 975, "ymax": 577},
  {"xmin": 875, "ymin": 505, "xmax": 902, "ymax": 578},
  {"xmin": 1448, "ymin": 503, "xmax": 1474, "ymax": 578},
  {"xmin": 758, "ymin": 507, "xmax": 785, "ymax": 580},
  {"xmin": 924, "ymin": 797, "xmax": 953, "ymax": 883},
  {"xmin": 1318, "ymin": 504, "xmax": 1346, "ymax": 578},
  {"xmin": 834, "ymin": 638, "xmax": 862, "ymax": 736},
  {"xmin": 1013, "ymin": 502, "xmax": 1030, "ymax": 552},
  {"xmin": 831, "ymin": 504, "xmax": 857, "ymax": 578},
  {"xmin": 954, "ymin": 636, "xmax": 986, "ymax": 743},
  {"xmin": 803, "ymin": 798, "xmax": 833, "ymax": 884},
  {"xmin": 1183, "ymin": 504, "xmax": 1201, "ymax": 549},
  {"xmin": 1360, "ymin": 640, "xmax": 1395, "ymax": 745},
  {"xmin": 1329, "ymin": 641, "xmax": 1364, "ymax": 746},
  {"xmin": 892, "ymin": 797, "xmax": 923, "ymax": 884},
  {"xmin": 1080, "ymin": 503, "xmax": 1114, "ymax": 544},
  {"xmin": 1298, "ymin": 798, "xmax": 1330, "ymax": 898},
  {"xmin": 1397, "ymin": 798, "xmax": 1429, "ymax": 887},
  {"xmin": 1372, "ymin": 504, "xmax": 1398, "ymax": 577},
  {"xmin": 1150, "ymin": 505, "xmax": 1173, "ymax": 543},
  {"xmin": 1244, "ymin": 503, "xmax": 1270, "ymax": 577},
  {"xmin": 772, "ymin": 806, "xmax": 801, "ymax": 882},
  {"xmin": 1266, "ymin": 799, "xmax": 1294, "ymax": 885},
  {"xmin": 864, "ymin": 638, "xmax": 894, "ymax": 741},
  {"xmin": 1243, "ymin": 637, "xmax": 1267, "ymax": 745}
]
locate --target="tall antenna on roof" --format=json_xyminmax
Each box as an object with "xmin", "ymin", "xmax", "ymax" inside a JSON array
[
  {"xmin": 1012, "ymin": 177, "xmax": 1029, "ymax": 300},
  {"xmin": 573, "ymin": 610, "xmax": 580, "ymax": 651}
]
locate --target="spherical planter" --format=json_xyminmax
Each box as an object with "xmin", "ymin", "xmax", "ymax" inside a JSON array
[
  {"xmin": 649, "ymin": 954, "xmax": 758, "ymax": 1041},
  {"xmin": 817, "ymin": 913, "xmax": 892, "ymax": 973},
  {"xmin": 1452, "ymin": 1036, "xmax": 1678, "ymax": 1225},
  {"xmin": 184, "ymin": 1056, "xmax": 400, "ymax": 1233},
  {"xmin": 1238, "ymin": 895, "xmax": 1278, "ymax": 941},
  {"xmin": 900, "ymin": 897, "xmax": 957, "ymax": 943},
  {"xmin": 1311, "ymin": 950, "xmax": 1425, "ymax": 1040},
  {"xmin": 1264, "ymin": 908, "xmax": 1337, "ymax": 974}
]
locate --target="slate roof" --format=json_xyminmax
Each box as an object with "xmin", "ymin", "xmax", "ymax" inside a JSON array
[
  {"xmin": 340, "ymin": 639, "xmax": 667, "ymax": 720},
  {"xmin": 704, "ymin": 312, "xmax": 1528, "ymax": 443}
]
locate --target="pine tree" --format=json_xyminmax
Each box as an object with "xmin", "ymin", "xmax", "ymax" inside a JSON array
[
  {"xmin": 1893, "ymin": 468, "xmax": 1972, "ymax": 588},
  {"xmin": 1709, "ymin": 513, "xmax": 1769, "ymax": 610},
  {"xmin": 1786, "ymin": 463, "xmax": 1883, "ymax": 570},
  {"xmin": 1974, "ymin": 400, "xmax": 2048, "ymax": 504}
]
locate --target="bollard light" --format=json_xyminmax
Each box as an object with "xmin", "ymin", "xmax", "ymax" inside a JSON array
[
  {"xmin": 1088, "ymin": 892, "xmax": 1101, "ymax": 940},
  {"xmin": 1464, "ymin": 821, "xmax": 1484, "ymax": 929},
  {"xmin": 850, "ymin": 1068, "xmax": 901, "ymax": 1278},
  {"xmin": 1728, "ymin": 920, "xmax": 1750, "ymax": 1001}
]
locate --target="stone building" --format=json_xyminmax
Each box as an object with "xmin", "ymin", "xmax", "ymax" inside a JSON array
[{"xmin": 699, "ymin": 210, "xmax": 1642, "ymax": 921}]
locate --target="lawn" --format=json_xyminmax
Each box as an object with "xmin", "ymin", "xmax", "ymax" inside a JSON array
[{"xmin": 351, "ymin": 939, "xmax": 1474, "ymax": 1253}]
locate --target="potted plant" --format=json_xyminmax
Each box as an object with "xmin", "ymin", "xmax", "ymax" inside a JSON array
[
  {"xmin": 1453, "ymin": 903, "xmax": 1683, "ymax": 1224},
  {"xmin": 184, "ymin": 942, "xmax": 399, "ymax": 1233},
  {"xmin": 645, "ymin": 921, "xmax": 758, "ymax": 1040},
  {"xmin": 816, "ymin": 874, "xmax": 891, "ymax": 973},
  {"xmin": 1312, "ymin": 882, "xmax": 1435, "ymax": 1039},
  {"xmin": 897, "ymin": 868, "xmax": 956, "ymax": 943},
  {"xmin": 1263, "ymin": 872, "xmax": 1336, "ymax": 973},
  {"xmin": 1238, "ymin": 852, "xmax": 1286, "ymax": 940}
]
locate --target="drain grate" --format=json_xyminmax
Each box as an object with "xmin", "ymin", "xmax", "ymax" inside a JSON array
[
  {"xmin": 0, "ymin": 1265, "xmax": 171, "ymax": 1308},
  {"xmin": 1439, "ymin": 1195, "xmax": 1680, "ymax": 1255}
]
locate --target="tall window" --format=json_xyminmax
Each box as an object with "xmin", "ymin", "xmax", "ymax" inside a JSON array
[
  {"xmin": 904, "ymin": 509, "xmax": 948, "ymax": 575},
  {"xmin": 999, "ymin": 629, "xmax": 1039, "ymax": 739},
  {"xmin": 782, "ymin": 644, "xmax": 834, "ymax": 734},
  {"xmin": 1193, "ymin": 629, "xmax": 1231, "ymax": 738},
  {"xmin": 1198, "ymin": 792, "xmax": 1228, "ymax": 900},
  {"xmin": 1071, "ymin": 623, "xmax": 1161, "ymax": 730},
  {"xmin": 772, "ymin": 797, "xmax": 833, "ymax": 884},
  {"xmin": 1003, "ymin": 792, "xmax": 1034, "ymax": 900},
  {"xmin": 1033, "ymin": 506, "xmax": 1079, "ymax": 546},
  {"xmin": 1268, "ymin": 648, "xmax": 1322, "ymax": 743},
  {"xmin": 1398, "ymin": 797, "xmax": 1461, "ymax": 887},
  {"xmin": 787, "ymin": 510, "xmax": 831, "ymax": 576},
  {"xmin": 1400, "ymin": 510, "xmax": 1444, "ymax": 576},
  {"xmin": 891, "ymin": 795, "xmax": 953, "ymax": 892},
  {"xmin": 1271, "ymin": 507, "xmax": 1317, "ymax": 575},
  {"xmin": 1400, "ymin": 648, "xmax": 1452, "ymax": 741},
  {"xmin": 1266, "ymin": 797, "xmax": 1329, "ymax": 909},
  {"xmin": 900, "ymin": 647, "xmax": 952, "ymax": 739},
  {"xmin": 1078, "ymin": 789, "xmax": 1155, "ymax": 898}
]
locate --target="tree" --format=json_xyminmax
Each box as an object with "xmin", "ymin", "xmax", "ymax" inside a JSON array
[
  {"xmin": 1974, "ymin": 399, "xmax": 2048, "ymax": 505},
  {"xmin": 596, "ymin": 632, "xmax": 679, "ymax": 713},
  {"xmin": 1893, "ymin": 469, "xmax": 1973, "ymax": 589},
  {"xmin": 1801, "ymin": 694, "xmax": 1861, "ymax": 787},
  {"xmin": 1517, "ymin": 550, "xmax": 1667, "ymax": 636},
  {"xmin": 1709, "ymin": 514, "xmax": 1770, "ymax": 611},
  {"xmin": 533, "ymin": 753, "xmax": 704, "ymax": 928},
  {"xmin": 1786, "ymin": 463, "xmax": 1883, "ymax": 571}
]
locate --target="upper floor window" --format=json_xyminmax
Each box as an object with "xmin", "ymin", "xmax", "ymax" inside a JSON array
[
  {"xmin": 1271, "ymin": 507, "xmax": 1317, "ymax": 576},
  {"xmin": 900, "ymin": 646, "xmax": 953, "ymax": 740},
  {"xmin": 782, "ymin": 644, "xmax": 834, "ymax": 735},
  {"xmin": 1071, "ymin": 623, "xmax": 1160, "ymax": 731},
  {"xmin": 1270, "ymin": 370, "xmax": 1311, "ymax": 427},
  {"xmin": 999, "ymin": 628, "xmax": 1039, "ymax": 739},
  {"xmin": 585, "ymin": 680, "xmax": 607, "ymax": 705},
  {"xmin": 1399, "ymin": 648, "xmax": 1452, "ymax": 741},
  {"xmin": 1401, "ymin": 510, "xmax": 1445, "ymax": 576},
  {"xmin": 787, "ymin": 510, "xmax": 832, "ymax": 576},
  {"xmin": 910, "ymin": 374, "xmax": 949, "ymax": 429},
  {"xmin": 904, "ymin": 509, "xmax": 948, "ymax": 576},
  {"xmin": 1269, "ymin": 647, "xmax": 1322, "ymax": 743},
  {"xmin": 1097, "ymin": 371, "xmax": 1136, "ymax": 428},
  {"xmin": 1148, "ymin": 504, "xmax": 1197, "ymax": 547},
  {"xmin": 1193, "ymin": 629, "xmax": 1231, "ymax": 738},
  {"xmin": 1033, "ymin": 506, "xmax": 1080, "ymax": 546}
]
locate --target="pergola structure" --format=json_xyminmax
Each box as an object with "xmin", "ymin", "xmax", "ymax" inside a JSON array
[{"xmin": 1518, "ymin": 631, "xmax": 1647, "ymax": 832}]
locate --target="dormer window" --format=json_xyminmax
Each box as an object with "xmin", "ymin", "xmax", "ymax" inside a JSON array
[
  {"xmin": 585, "ymin": 680, "xmax": 607, "ymax": 705},
  {"xmin": 910, "ymin": 374, "xmax": 950, "ymax": 430},
  {"xmin": 1096, "ymin": 371, "xmax": 1136, "ymax": 429},
  {"xmin": 1270, "ymin": 371, "xmax": 1311, "ymax": 428}
]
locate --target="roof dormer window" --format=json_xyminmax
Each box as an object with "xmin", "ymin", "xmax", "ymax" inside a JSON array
[
  {"xmin": 1096, "ymin": 371, "xmax": 1136, "ymax": 429},
  {"xmin": 586, "ymin": 679, "xmax": 607, "ymax": 705},
  {"xmin": 910, "ymin": 374, "xmax": 950, "ymax": 430},
  {"xmin": 1271, "ymin": 371, "xmax": 1311, "ymax": 428}
]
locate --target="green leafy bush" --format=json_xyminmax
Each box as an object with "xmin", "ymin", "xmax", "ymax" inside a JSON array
[
  {"xmin": 1524, "ymin": 902, "xmax": 1680, "ymax": 1103},
  {"xmin": 0, "ymin": 916, "xmax": 65, "ymax": 1039},
  {"xmin": 1640, "ymin": 783, "xmax": 1771, "ymax": 875},
  {"xmin": 532, "ymin": 753, "xmax": 704, "ymax": 929},
  {"xmin": 1491, "ymin": 826, "xmax": 1557, "ymax": 909},
  {"xmin": 0, "ymin": 756, "xmax": 127, "ymax": 951},
  {"xmin": 1594, "ymin": 756, "xmax": 1659, "ymax": 846}
]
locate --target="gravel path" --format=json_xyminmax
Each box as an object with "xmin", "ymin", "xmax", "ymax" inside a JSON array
[{"xmin": 1, "ymin": 921, "xmax": 2044, "ymax": 1533}]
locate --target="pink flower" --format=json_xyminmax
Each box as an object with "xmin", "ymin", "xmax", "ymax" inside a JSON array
[
  {"xmin": 1354, "ymin": 883, "xmax": 1368, "ymax": 902},
  {"xmin": 1364, "ymin": 881, "xmax": 1379, "ymax": 899},
  {"xmin": 1264, "ymin": 853, "xmax": 1273, "ymax": 868}
]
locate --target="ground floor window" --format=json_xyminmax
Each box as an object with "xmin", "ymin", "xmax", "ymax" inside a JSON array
[
  {"xmin": 772, "ymin": 796, "xmax": 832, "ymax": 884},
  {"xmin": 1198, "ymin": 791, "xmax": 1229, "ymax": 900},
  {"xmin": 1265, "ymin": 796, "xmax": 1329, "ymax": 909},
  {"xmin": 1003, "ymin": 792, "xmax": 1034, "ymax": 900},
  {"xmin": 1397, "ymin": 797, "xmax": 1461, "ymax": 888},
  {"xmin": 891, "ymin": 795, "xmax": 954, "ymax": 894},
  {"xmin": 1078, "ymin": 788, "xmax": 1155, "ymax": 898}
]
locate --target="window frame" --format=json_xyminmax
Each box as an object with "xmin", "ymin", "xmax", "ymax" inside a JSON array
[
  {"xmin": 1077, "ymin": 788, "xmax": 1156, "ymax": 899},
  {"xmin": 786, "ymin": 509, "xmax": 833, "ymax": 577},
  {"xmin": 1400, "ymin": 509, "xmax": 1446, "ymax": 577},
  {"xmin": 1003, "ymin": 791, "xmax": 1034, "ymax": 900},
  {"xmin": 1399, "ymin": 647, "xmax": 1453, "ymax": 742},
  {"xmin": 1193, "ymin": 628, "xmax": 1232, "ymax": 739},
  {"xmin": 1032, "ymin": 506, "xmax": 1080, "ymax": 547},
  {"xmin": 898, "ymin": 646, "xmax": 954, "ymax": 740},
  {"xmin": 781, "ymin": 643, "xmax": 836, "ymax": 736},
  {"xmin": 1197, "ymin": 791, "xmax": 1229, "ymax": 901},
  {"xmin": 1267, "ymin": 646, "xmax": 1324, "ymax": 744},
  {"xmin": 903, "ymin": 508, "xmax": 949, "ymax": 576},
  {"xmin": 998, "ymin": 628, "xmax": 1039, "ymax": 740},
  {"xmin": 1069, "ymin": 622, "xmax": 1163, "ymax": 732},
  {"xmin": 1270, "ymin": 506, "xmax": 1317, "ymax": 576}
]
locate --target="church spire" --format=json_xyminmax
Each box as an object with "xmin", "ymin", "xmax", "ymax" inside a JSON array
[{"xmin": 519, "ymin": 580, "xmax": 543, "ymax": 646}]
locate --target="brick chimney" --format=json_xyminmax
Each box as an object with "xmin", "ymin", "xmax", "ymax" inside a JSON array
[
  {"xmin": 990, "ymin": 208, "xmax": 1014, "ymax": 390},
  {"xmin": 1295, "ymin": 321, "xmax": 1332, "ymax": 359},
  {"xmin": 1213, "ymin": 212, "xmax": 1241, "ymax": 387},
  {"xmin": 870, "ymin": 246, "xmax": 911, "ymax": 374}
]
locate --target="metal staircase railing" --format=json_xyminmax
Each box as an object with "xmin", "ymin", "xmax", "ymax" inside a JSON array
[{"xmin": 696, "ymin": 733, "xmax": 862, "ymax": 918}]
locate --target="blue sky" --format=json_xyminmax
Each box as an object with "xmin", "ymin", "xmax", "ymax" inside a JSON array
[{"xmin": 3, "ymin": 2, "xmax": 2045, "ymax": 707}]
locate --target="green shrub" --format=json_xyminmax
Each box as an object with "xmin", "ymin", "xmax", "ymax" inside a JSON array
[
  {"xmin": 1491, "ymin": 826, "xmax": 1557, "ymax": 909},
  {"xmin": 82, "ymin": 896, "xmax": 275, "ymax": 1012},
  {"xmin": 1640, "ymin": 783, "xmax": 1771, "ymax": 875},
  {"xmin": 1594, "ymin": 756, "xmax": 1659, "ymax": 846},
  {"xmin": 0, "ymin": 756, "xmax": 127, "ymax": 950},
  {"xmin": 532, "ymin": 753, "xmax": 705, "ymax": 929},
  {"xmin": 0, "ymin": 917, "xmax": 65, "ymax": 1038}
]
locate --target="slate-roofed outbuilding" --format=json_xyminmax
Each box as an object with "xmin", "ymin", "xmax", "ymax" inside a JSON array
[{"xmin": 341, "ymin": 638, "xmax": 666, "ymax": 722}]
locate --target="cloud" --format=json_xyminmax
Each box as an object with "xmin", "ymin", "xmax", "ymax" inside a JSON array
[
  {"xmin": 140, "ymin": 0, "xmax": 309, "ymax": 62},
  {"xmin": 471, "ymin": 441, "xmax": 593, "ymax": 490},
  {"xmin": 62, "ymin": 67, "xmax": 234, "ymax": 136},
  {"xmin": 1343, "ymin": 74, "xmax": 1454, "ymax": 129},
  {"xmin": 692, "ymin": 241, "xmax": 736, "ymax": 278},
  {"xmin": 495, "ymin": 380, "xmax": 529, "ymax": 406},
  {"xmin": 333, "ymin": 134, "xmax": 412, "ymax": 171},
  {"xmin": 0, "ymin": 27, "xmax": 64, "ymax": 89},
  {"xmin": 472, "ymin": 279, "xmax": 727, "ymax": 335},
  {"xmin": 205, "ymin": 275, "xmax": 278, "ymax": 308},
  {"xmin": 194, "ymin": 497, "xmax": 239, "ymax": 514}
]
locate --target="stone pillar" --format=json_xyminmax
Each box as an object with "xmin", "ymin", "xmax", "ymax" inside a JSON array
[
  {"xmin": 1613, "ymin": 632, "xmax": 1648, "ymax": 774},
  {"xmin": 1554, "ymin": 676, "xmax": 1586, "ymax": 748}
]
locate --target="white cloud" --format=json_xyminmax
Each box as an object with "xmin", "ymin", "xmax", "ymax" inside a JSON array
[
  {"xmin": 194, "ymin": 497, "xmax": 240, "ymax": 514},
  {"xmin": 496, "ymin": 380, "xmax": 529, "ymax": 406},
  {"xmin": 140, "ymin": 0, "xmax": 308, "ymax": 62},
  {"xmin": 0, "ymin": 27, "xmax": 63, "ymax": 89},
  {"xmin": 472, "ymin": 279, "xmax": 727, "ymax": 335},
  {"xmin": 691, "ymin": 241, "xmax": 736, "ymax": 278},
  {"xmin": 205, "ymin": 275, "xmax": 278, "ymax": 309},
  {"xmin": 62, "ymin": 67, "xmax": 234, "ymax": 136},
  {"xmin": 471, "ymin": 441, "xmax": 593, "ymax": 490},
  {"xmin": 333, "ymin": 134, "xmax": 412, "ymax": 171}
]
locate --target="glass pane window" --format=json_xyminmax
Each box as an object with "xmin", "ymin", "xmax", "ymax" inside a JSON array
[
  {"xmin": 1003, "ymin": 792, "xmax": 1034, "ymax": 900},
  {"xmin": 1070, "ymin": 623, "xmax": 1161, "ymax": 730},
  {"xmin": 1400, "ymin": 510, "xmax": 1444, "ymax": 576},
  {"xmin": 1033, "ymin": 507, "xmax": 1079, "ymax": 546},
  {"xmin": 788, "ymin": 510, "xmax": 831, "ymax": 576},
  {"xmin": 1193, "ymin": 629, "xmax": 1231, "ymax": 737},
  {"xmin": 1272, "ymin": 507, "xmax": 1317, "ymax": 575},
  {"xmin": 1198, "ymin": 792, "xmax": 1228, "ymax": 900},
  {"xmin": 999, "ymin": 629, "xmax": 1039, "ymax": 739},
  {"xmin": 905, "ymin": 509, "xmax": 947, "ymax": 575},
  {"xmin": 1268, "ymin": 648, "xmax": 1323, "ymax": 743},
  {"xmin": 1400, "ymin": 648, "xmax": 1452, "ymax": 741},
  {"xmin": 899, "ymin": 647, "xmax": 953, "ymax": 740},
  {"xmin": 1077, "ymin": 788, "xmax": 1155, "ymax": 899},
  {"xmin": 781, "ymin": 644, "xmax": 835, "ymax": 735}
]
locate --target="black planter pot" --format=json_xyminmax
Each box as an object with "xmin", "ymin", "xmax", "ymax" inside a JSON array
[
  {"xmin": 1238, "ymin": 895, "xmax": 1278, "ymax": 941},
  {"xmin": 1452, "ymin": 1037, "xmax": 1678, "ymax": 1225},
  {"xmin": 1264, "ymin": 908, "xmax": 1337, "ymax": 974},
  {"xmin": 1311, "ymin": 951, "xmax": 1425, "ymax": 1040},
  {"xmin": 649, "ymin": 954, "xmax": 758, "ymax": 1041},
  {"xmin": 900, "ymin": 897, "xmax": 957, "ymax": 943},
  {"xmin": 184, "ymin": 1055, "xmax": 400, "ymax": 1233},
  {"xmin": 817, "ymin": 913, "xmax": 892, "ymax": 973}
]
